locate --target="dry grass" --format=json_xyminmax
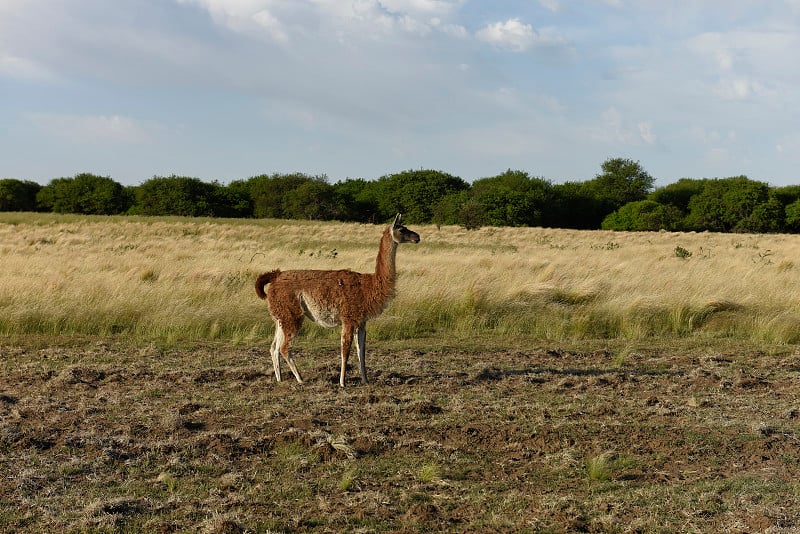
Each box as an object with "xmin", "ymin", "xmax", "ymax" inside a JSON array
[
  {"xmin": 2, "ymin": 213, "xmax": 799, "ymax": 343},
  {"xmin": 2, "ymin": 215, "xmax": 800, "ymax": 531},
  {"xmin": 404, "ymin": 225, "xmax": 800, "ymax": 343}
]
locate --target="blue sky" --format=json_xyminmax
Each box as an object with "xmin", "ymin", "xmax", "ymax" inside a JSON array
[{"xmin": 2, "ymin": 0, "xmax": 800, "ymax": 187}]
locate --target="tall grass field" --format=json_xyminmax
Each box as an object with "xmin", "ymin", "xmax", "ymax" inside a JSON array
[
  {"xmin": 3, "ymin": 213, "xmax": 800, "ymax": 532},
  {"xmin": 2, "ymin": 212, "xmax": 799, "ymax": 344}
]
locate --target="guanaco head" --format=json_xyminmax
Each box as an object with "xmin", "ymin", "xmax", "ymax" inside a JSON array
[{"xmin": 390, "ymin": 213, "xmax": 420, "ymax": 244}]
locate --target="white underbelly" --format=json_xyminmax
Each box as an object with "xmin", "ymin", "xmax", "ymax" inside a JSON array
[{"xmin": 299, "ymin": 293, "xmax": 341, "ymax": 328}]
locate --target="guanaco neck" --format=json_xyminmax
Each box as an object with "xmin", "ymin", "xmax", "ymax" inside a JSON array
[{"xmin": 370, "ymin": 226, "xmax": 398, "ymax": 306}]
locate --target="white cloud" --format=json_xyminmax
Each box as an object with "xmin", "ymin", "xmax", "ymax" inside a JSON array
[
  {"xmin": 712, "ymin": 77, "xmax": 766, "ymax": 101},
  {"xmin": 252, "ymin": 8, "xmax": 289, "ymax": 43},
  {"xmin": 397, "ymin": 14, "xmax": 433, "ymax": 35},
  {"xmin": 379, "ymin": 0, "xmax": 462, "ymax": 16},
  {"xmin": 27, "ymin": 113, "xmax": 157, "ymax": 144},
  {"xmin": 604, "ymin": 107, "xmax": 631, "ymax": 143},
  {"xmin": 177, "ymin": 0, "xmax": 463, "ymax": 42},
  {"xmin": 432, "ymin": 18, "xmax": 468, "ymax": 38},
  {"xmin": 482, "ymin": 87, "xmax": 564, "ymax": 117},
  {"xmin": 476, "ymin": 18, "xmax": 567, "ymax": 52},
  {"xmin": 0, "ymin": 54, "xmax": 55, "ymax": 82},
  {"xmin": 688, "ymin": 29, "xmax": 800, "ymax": 77},
  {"xmin": 539, "ymin": 0, "xmax": 561, "ymax": 12},
  {"xmin": 688, "ymin": 32, "xmax": 735, "ymax": 72},
  {"xmin": 477, "ymin": 18, "xmax": 536, "ymax": 52},
  {"xmin": 4, "ymin": 0, "xmax": 800, "ymax": 185},
  {"xmin": 686, "ymin": 30, "xmax": 798, "ymax": 105},
  {"xmin": 176, "ymin": 0, "xmax": 290, "ymax": 42},
  {"xmin": 638, "ymin": 122, "xmax": 656, "ymax": 145},
  {"xmin": 585, "ymin": 108, "xmax": 660, "ymax": 147}
]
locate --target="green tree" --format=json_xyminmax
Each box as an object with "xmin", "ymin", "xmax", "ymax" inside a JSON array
[
  {"xmin": 219, "ymin": 182, "xmax": 252, "ymax": 217},
  {"xmin": 601, "ymin": 200, "xmax": 683, "ymax": 231},
  {"xmin": 244, "ymin": 173, "xmax": 328, "ymax": 219},
  {"xmin": 737, "ymin": 195, "xmax": 784, "ymax": 233},
  {"xmin": 469, "ymin": 170, "xmax": 552, "ymax": 227},
  {"xmin": 133, "ymin": 176, "xmax": 224, "ymax": 217},
  {"xmin": 772, "ymin": 185, "xmax": 800, "ymax": 206},
  {"xmin": 330, "ymin": 178, "xmax": 377, "ymax": 222},
  {"xmin": 457, "ymin": 198, "xmax": 487, "ymax": 230},
  {"xmin": 546, "ymin": 181, "xmax": 599, "ymax": 229},
  {"xmin": 473, "ymin": 189, "xmax": 529, "ymax": 227},
  {"xmin": 371, "ymin": 169, "xmax": 469, "ymax": 224},
  {"xmin": 685, "ymin": 176, "xmax": 771, "ymax": 232},
  {"xmin": 282, "ymin": 180, "xmax": 336, "ymax": 220},
  {"xmin": 36, "ymin": 173, "xmax": 131, "ymax": 215},
  {"xmin": 588, "ymin": 158, "xmax": 655, "ymax": 211},
  {"xmin": 785, "ymin": 200, "xmax": 800, "ymax": 231},
  {"xmin": 35, "ymin": 178, "xmax": 63, "ymax": 212},
  {"xmin": 649, "ymin": 178, "xmax": 708, "ymax": 214},
  {"xmin": 0, "ymin": 179, "xmax": 42, "ymax": 212},
  {"xmin": 431, "ymin": 190, "xmax": 470, "ymax": 227}
]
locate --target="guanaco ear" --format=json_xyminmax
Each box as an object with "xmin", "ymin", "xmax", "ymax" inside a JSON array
[{"xmin": 393, "ymin": 213, "xmax": 402, "ymax": 227}]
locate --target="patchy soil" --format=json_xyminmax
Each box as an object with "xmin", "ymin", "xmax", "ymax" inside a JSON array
[{"xmin": 1, "ymin": 340, "xmax": 799, "ymax": 532}]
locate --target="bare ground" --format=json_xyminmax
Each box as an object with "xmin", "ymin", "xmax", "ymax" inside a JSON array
[{"xmin": 1, "ymin": 339, "xmax": 799, "ymax": 532}]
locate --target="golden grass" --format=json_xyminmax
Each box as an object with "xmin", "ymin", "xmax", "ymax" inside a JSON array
[{"xmin": 2, "ymin": 213, "xmax": 800, "ymax": 343}]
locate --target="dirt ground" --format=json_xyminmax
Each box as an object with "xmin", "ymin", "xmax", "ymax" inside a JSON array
[{"xmin": 1, "ymin": 339, "xmax": 799, "ymax": 532}]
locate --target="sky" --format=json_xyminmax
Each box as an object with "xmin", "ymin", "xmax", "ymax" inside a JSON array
[{"xmin": 2, "ymin": 1, "xmax": 800, "ymax": 188}]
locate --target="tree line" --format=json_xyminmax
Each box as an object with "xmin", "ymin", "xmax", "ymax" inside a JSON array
[{"xmin": 3, "ymin": 158, "xmax": 800, "ymax": 233}]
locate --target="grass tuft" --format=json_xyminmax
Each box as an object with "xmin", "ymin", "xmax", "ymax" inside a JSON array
[
  {"xmin": 339, "ymin": 469, "xmax": 356, "ymax": 492},
  {"xmin": 418, "ymin": 463, "xmax": 442, "ymax": 483},
  {"xmin": 587, "ymin": 453, "xmax": 615, "ymax": 482}
]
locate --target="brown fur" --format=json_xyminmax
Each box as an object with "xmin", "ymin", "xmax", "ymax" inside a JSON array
[{"xmin": 255, "ymin": 214, "xmax": 420, "ymax": 387}]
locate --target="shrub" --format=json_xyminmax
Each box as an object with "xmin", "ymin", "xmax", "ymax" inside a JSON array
[
  {"xmin": 0, "ymin": 179, "xmax": 42, "ymax": 212},
  {"xmin": 37, "ymin": 173, "xmax": 131, "ymax": 215},
  {"xmin": 602, "ymin": 200, "xmax": 683, "ymax": 231}
]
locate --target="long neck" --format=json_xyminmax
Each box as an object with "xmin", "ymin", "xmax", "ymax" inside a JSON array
[{"xmin": 371, "ymin": 226, "xmax": 398, "ymax": 302}]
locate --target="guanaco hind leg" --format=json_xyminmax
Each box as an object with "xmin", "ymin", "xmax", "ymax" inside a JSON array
[
  {"xmin": 272, "ymin": 320, "xmax": 304, "ymax": 384},
  {"xmin": 270, "ymin": 328, "xmax": 282, "ymax": 382}
]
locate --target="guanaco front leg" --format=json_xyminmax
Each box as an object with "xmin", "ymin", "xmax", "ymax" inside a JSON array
[
  {"xmin": 355, "ymin": 323, "xmax": 367, "ymax": 385},
  {"xmin": 340, "ymin": 323, "xmax": 355, "ymax": 387}
]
